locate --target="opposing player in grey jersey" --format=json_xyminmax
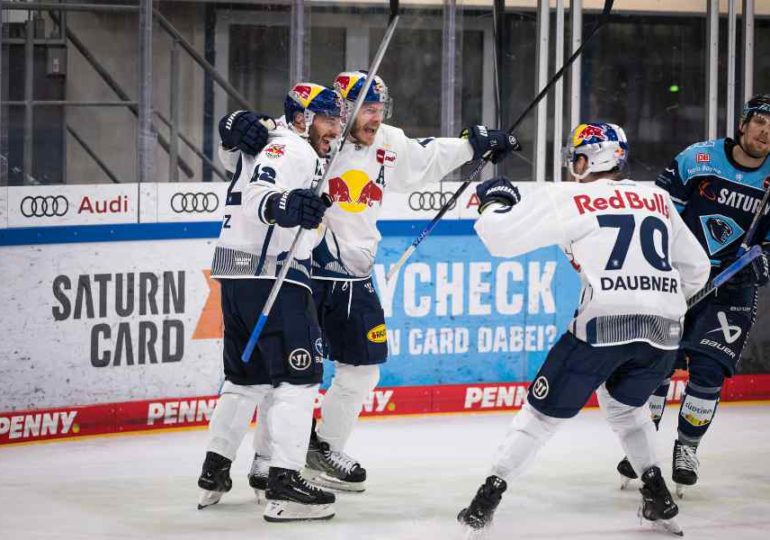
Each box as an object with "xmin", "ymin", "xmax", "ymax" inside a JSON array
[
  {"xmin": 196, "ymin": 82, "xmax": 342, "ymax": 522},
  {"xmin": 458, "ymin": 123, "xmax": 710, "ymax": 537}
]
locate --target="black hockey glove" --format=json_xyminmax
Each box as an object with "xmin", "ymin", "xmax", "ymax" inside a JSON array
[
  {"xmin": 730, "ymin": 249, "xmax": 770, "ymax": 287},
  {"xmin": 461, "ymin": 125, "xmax": 522, "ymax": 164},
  {"xmin": 476, "ymin": 176, "xmax": 520, "ymax": 214},
  {"xmin": 265, "ymin": 189, "xmax": 332, "ymax": 230},
  {"xmin": 219, "ymin": 110, "xmax": 276, "ymax": 155}
]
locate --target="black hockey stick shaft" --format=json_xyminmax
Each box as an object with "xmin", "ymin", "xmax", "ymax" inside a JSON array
[
  {"xmin": 385, "ymin": 0, "xmax": 614, "ymax": 282},
  {"xmin": 241, "ymin": 0, "xmax": 400, "ymax": 362}
]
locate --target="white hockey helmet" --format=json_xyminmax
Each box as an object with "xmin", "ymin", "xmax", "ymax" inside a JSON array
[{"xmin": 564, "ymin": 122, "xmax": 628, "ymax": 180}]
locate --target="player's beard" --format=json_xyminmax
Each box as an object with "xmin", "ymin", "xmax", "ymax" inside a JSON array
[
  {"xmin": 308, "ymin": 124, "xmax": 335, "ymax": 157},
  {"xmin": 350, "ymin": 117, "xmax": 380, "ymax": 147}
]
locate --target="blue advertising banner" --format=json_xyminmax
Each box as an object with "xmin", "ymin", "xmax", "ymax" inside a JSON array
[{"xmin": 321, "ymin": 230, "xmax": 583, "ymax": 387}]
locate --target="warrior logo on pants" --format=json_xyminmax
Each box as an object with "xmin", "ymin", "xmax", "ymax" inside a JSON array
[
  {"xmin": 531, "ymin": 376, "xmax": 550, "ymax": 400},
  {"xmin": 289, "ymin": 349, "xmax": 312, "ymax": 371}
]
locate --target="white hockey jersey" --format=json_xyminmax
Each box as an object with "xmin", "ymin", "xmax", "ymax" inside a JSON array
[
  {"xmin": 211, "ymin": 124, "xmax": 323, "ymax": 291},
  {"xmin": 475, "ymin": 179, "xmax": 711, "ymax": 349},
  {"xmin": 313, "ymin": 124, "xmax": 474, "ymax": 280}
]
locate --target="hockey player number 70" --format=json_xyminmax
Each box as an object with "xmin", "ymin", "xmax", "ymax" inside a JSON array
[{"xmin": 599, "ymin": 214, "xmax": 671, "ymax": 272}]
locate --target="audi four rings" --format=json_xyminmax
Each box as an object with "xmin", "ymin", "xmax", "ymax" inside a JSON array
[
  {"xmin": 408, "ymin": 191, "xmax": 456, "ymax": 211},
  {"xmin": 20, "ymin": 195, "xmax": 69, "ymax": 217},
  {"xmin": 170, "ymin": 192, "xmax": 220, "ymax": 213}
]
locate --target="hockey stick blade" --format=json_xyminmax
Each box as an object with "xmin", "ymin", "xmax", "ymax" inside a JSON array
[
  {"xmin": 687, "ymin": 245, "xmax": 762, "ymax": 309},
  {"xmin": 385, "ymin": 0, "xmax": 614, "ymax": 283},
  {"xmin": 241, "ymin": 2, "xmax": 400, "ymax": 362}
]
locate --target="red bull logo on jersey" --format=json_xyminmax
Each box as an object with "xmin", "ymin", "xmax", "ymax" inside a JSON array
[
  {"xmin": 328, "ymin": 169, "xmax": 383, "ymax": 213},
  {"xmin": 572, "ymin": 123, "xmax": 607, "ymax": 146},
  {"xmin": 573, "ymin": 190, "xmax": 670, "ymax": 218},
  {"xmin": 264, "ymin": 144, "xmax": 285, "ymax": 159}
]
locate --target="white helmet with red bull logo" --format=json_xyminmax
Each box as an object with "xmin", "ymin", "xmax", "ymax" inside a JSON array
[
  {"xmin": 333, "ymin": 70, "xmax": 393, "ymax": 119},
  {"xmin": 284, "ymin": 82, "xmax": 344, "ymax": 137},
  {"xmin": 564, "ymin": 122, "xmax": 628, "ymax": 180}
]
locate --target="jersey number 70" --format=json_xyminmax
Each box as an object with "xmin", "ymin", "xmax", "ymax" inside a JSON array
[{"xmin": 598, "ymin": 214, "xmax": 671, "ymax": 272}]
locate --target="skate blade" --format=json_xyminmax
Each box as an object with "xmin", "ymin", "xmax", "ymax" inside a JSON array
[
  {"xmin": 197, "ymin": 489, "xmax": 224, "ymax": 510},
  {"xmin": 620, "ymin": 475, "xmax": 634, "ymax": 490},
  {"xmin": 304, "ymin": 469, "xmax": 366, "ymax": 493},
  {"xmin": 252, "ymin": 488, "xmax": 265, "ymax": 505},
  {"xmin": 461, "ymin": 524, "xmax": 491, "ymax": 540},
  {"xmin": 652, "ymin": 518, "xmax": 684, "ymax": 536},
  {"xmin": 675, "ymin": 484, "xmax": 687, "ymax": 499},
  {"xmin": 263, "ymin": 500, "xmax": 335, "ymax": 522}
]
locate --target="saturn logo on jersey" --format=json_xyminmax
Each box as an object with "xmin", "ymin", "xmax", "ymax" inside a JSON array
[
  {"xmin": 288, "ymin": 348, "xmax": 312, "ymax": 371},
  {"xmin": 328, "ymin": 170, "xmax": 383, "ymax": 213},
  {"xmin": 530, "ymin": 376, "xmax": 549, "ymax": 400}
]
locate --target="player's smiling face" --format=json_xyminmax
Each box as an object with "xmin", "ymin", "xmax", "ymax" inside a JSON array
[
  {"xmin": 351, "ymin": 103, "xmax": 385, "ymax": 146},
  {"xmin": 740, "ymin": 113, "xmax": 770, "ymax": 159},
  {"xmin": 309, "ymin": 114, "xmax": 342, "ymax": 157}
]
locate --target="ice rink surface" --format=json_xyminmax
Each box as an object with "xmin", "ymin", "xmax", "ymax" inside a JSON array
[{"xmin": 2, "ymin": 403, "xmax": 770, "ymax": 540}]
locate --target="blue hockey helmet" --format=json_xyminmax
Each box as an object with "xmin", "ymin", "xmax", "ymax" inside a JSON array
[
  {"xmin": 564, "ymin": 122, "xmax": 628, "ymax": 180},
  {"xmin": 333, "ymin": 71, "xmax": 392, "ymax": 119},
  {"xmin": 284, "ymin": 82, "xmax": 344, "ymax": 135}
]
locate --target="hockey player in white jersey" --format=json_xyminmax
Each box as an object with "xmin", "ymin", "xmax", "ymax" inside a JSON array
[
  {"xmin": 221, "ymin": 70, "xmax": 520, "ymax": 493},
  {"xmin": 197, "ymin": 82, "xmax": 342, "ymax": 522},
  {"xmin": 457, "ymin": 123, "xmax": 710, "ymax": 538}
]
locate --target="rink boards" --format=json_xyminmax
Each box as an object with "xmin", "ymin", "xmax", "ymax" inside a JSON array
[{"xmin": 2, "ymin": 182, "xmax": 770, "ymax": 445}]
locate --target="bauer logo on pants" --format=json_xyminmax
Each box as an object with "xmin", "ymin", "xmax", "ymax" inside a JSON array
[
  {"xmin": 288, "ymin": 349, "xmax": 312, "ymax": 371},
  {"xmin": 531, "ymin": 376, "xmax": 549, "ymax": 400}
]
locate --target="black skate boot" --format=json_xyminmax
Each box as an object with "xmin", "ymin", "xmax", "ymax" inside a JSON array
[
  {"xmin": 672, "ymin": 440, "xmax": 699, "ymax": 498},
  {"xmin": 617, "ymin": 456, "xmax": 638, "ymax": 489},
  {"xmin": 197, "ymin": 451, "xmax": 232, "ymax": 509},
  {"xmin": 639, "ymin": 466, "xmax": 682, "ymax": 536},
  {"xmin": 263, "ymin": 467, "xmax": 336, "ymax": 522},
  {"xmin": 247, "ymin": 452, "xmax": 269, "ymax": 503},
  {"xmin": 305, "ymin": 430, "xmax": 366, "ymax": 492},
  {"xmin": 457, "ymin": 475, "xmax": 507, "ymax": 536}
]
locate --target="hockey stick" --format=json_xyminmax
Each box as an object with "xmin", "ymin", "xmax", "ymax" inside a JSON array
[
  {"xmin": 687, "ymin": 245, "xmax": 763, "ymax": 308},
  {"xmin": 687, "ymin": 185, "xmax": 770, "ymax": 308},
  {"xmin": 385, "ymin": 0, "xmax": 614, "ymax": 283},
  {"xmin": 241, "ymin": 0, "xmax": 400, "ymax": 362}
]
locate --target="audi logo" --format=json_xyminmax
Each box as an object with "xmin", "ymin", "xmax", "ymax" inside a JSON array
[
  {"xmin": 408, "ymin": 191, "xmax": 456, "ymax": 211},
  {"xmin": 20, "ymin": 195, "xmax": 69, "ymax": 217},
  {"xmin": 170, "ymin": 192, "xmax": 219, "ymax": 213}
]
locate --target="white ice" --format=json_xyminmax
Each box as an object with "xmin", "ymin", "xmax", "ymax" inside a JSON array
[{"xmin": 2, "ymin": 404, "xmax": 770, "ymax": 540}]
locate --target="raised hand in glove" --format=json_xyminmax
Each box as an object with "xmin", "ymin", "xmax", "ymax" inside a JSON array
[
  {"xmin": 265, "ymin": 189, "xmax": 332, "ymax": 230},
  {"xmin": 219, "ymin": 110, "xmax": 276, "ymax": 155},
  {"xmin": 461, "ymin": 125, "xmax": 522, "ymax": 164},
  {"xmin": 476, "ymin": 176, "xmax": 520, "ymax": 214}
]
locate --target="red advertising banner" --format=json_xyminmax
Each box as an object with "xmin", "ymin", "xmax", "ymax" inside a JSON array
[{"xmin": 3, "ymin": 373, "xmax": 770, "ymax": 446}]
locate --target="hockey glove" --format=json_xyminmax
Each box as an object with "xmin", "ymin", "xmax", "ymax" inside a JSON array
[
  {"xmin": 219, "ymin": 110, "xmax": 276, "ymax": 155},
  {"xmin": 751, "ymin": 250, "xmax": 770, "ymax": 287},
  {"xmin": 476, "ymin": 176, "xmax": 520, "ymax": 214},
  {"xmin": 265, "ymin": 189, "xmax": 332, "ymax": 230},
  {"xmin": 461, "ymin": 125, "xmax": 522, "ymax": 164}
]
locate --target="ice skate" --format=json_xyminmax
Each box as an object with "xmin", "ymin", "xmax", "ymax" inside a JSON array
[
  {"xmin": 197, "ymin": 452, "xmax": 233, "ymax": 509},
  {"xmin": 457, "ymin": 475, "xmax": 507, "ymax": 539},
  {"xmin": 672, "ymin": 440, "xmax": 699, "ymax": 498},
  {"xmin": 263, "ymin": 467, "xmax": 336, "ymax": 522},
  {"xmin": 305, "ymin": 431, "xmax": 366, "ymax": 492},
  {"xmin": 617, "ymin": 456, "xmax": 637, "ymax": 490},
  {"xmin": 248, "ymin": 453, "xmax": 269, "ymax": 504},
  {"xmin": 638, "ymin": 466, "xmax": 683, "ymax": 536}
]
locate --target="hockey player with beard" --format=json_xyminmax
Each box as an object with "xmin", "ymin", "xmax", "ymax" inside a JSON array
[
  {"xmin": 616, "ymin": 95, "xmax": 770, "ymax": 496},
  {"xmin": 196, "ymin": 82, "xmax": 342, "ymax": 523},
  {"xmin": 458, "ymin": 123, "xmax": 710, "ymax": 537},
  {"xmin": 221, "ymin": 70, "xmax": 521, "ymax": 495}
]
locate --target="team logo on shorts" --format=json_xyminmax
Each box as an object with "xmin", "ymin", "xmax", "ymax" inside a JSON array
[
  {"xmin": 366, "ymin": 324, "xmax": 387, "ymax": 343},
  {"xmin": 530, "ymin": 376, "xmax": 549, "ymax": 400},
  {"xmin": 288, "ymin": 348, "xmax": 312, "ymax": 371}
]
